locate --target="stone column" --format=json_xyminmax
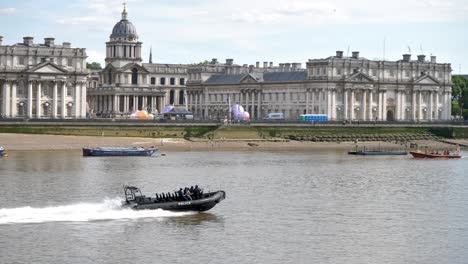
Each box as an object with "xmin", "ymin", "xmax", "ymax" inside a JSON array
[
  {"xmin": 331, "ymin": 90, "xmax": 336, "ymax": 120},
  {"xmin": 2, "ymin": 82, "xmax": 10, "ymax": 117},
  {"xmin": 74, "ymin": 83, "xmax": 80, "ymax": 118},
  {"xmin": 114, "ymin": 95, "xmax": 119, "ymax": 113},
  {"xmin": 368, "ymin": 91, "xmax": 373, "ymax": 121},
  {"xmin": 306, "ymin": 89, "xmax": 310, "ymax": 114},
  {"xmin": 401, "ymin": 92, "xmax": 406, "ymax": 120},
  {"xmin": 378, "ymin": 91, "xmax": 382, "ymax": 120},
  {"xmin": 435, "ymin": 92, "xmax": 440, "ymax": 120},
  {"xmin": 418, "ymin": 91, "xmax": 422, "ymax": 120},
  {"xmin": 10, "ymin": 82, "xmax": 17, "ymax": 118},
  {"xmin": 395, "ymin": 90, "xmax": 400, "ymax": 121},
  {"xmin": 53, "ymin": 82, "xmax": 58, "ymax": 118},
  {"xmin": 81, "ymin": 82, "xmax": 87, "ymax": 118},
  {"xmin": 429, "ymin": 91, "xmax": 433, "ymax": 121},
  {"xmin": 251, "ymin": 91, "xmax": 255, "ymax": 119},
  {"xmin": 257, "ymin": 91, "xmax": 261, "ymax": 119},
  {"xmin": 343, "ymin": 90, "xmax": 348, "ymax": 120},
  {"xmin": 412, "ymin": 91, "xmax": 416, "ymax": 121},
  {"xmin": 382, "ymin": 91, "xmax": 387, "ymax": 121},
  {"xmin": 362, "ymin": 90, "xmax": 367, "ymax": 121},
  {"xmin": 36, "ymin": 82, "xmax": 42, "ymax": 118},
  {"xmin": 28, "ymin": 81, "xmax": 33, "ymax": 118},
  {"xmin": 61, "ymin": 82, "xmax": 66, "ymax": 118},
  {"xmin": 311, "ymin": 90, "xmax": 316, "ymax": 114},
  {"xmin": 350, "ymin": 90, "xmax": 355, "ymax": 120}
]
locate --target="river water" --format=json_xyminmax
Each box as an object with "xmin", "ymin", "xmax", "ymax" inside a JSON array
[{"xmin": 0, "ymin": 149, "xmax": 467, "ymax": 264}]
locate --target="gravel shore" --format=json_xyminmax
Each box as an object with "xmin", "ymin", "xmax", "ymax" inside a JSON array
[{"xmin": 0, "ymin": 133, "xmax": 459, "ymax": 152}]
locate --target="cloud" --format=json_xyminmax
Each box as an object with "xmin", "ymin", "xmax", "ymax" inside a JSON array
[{"xmin": 0, "ymin": 8, "xmax": 16, "ymax": 14}]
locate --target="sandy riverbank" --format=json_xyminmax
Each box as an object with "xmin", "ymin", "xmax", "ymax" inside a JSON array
[{"xmin": 0, "ymin": 133, "xmax": 461, "ymax": 152}]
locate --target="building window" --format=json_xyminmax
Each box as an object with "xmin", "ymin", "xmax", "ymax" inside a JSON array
[
  {"xmin": 18, "ymin": 57, "xmax": 25, "ymax": 65},
  {"xmin": 108, "ymin": 70, "xmax": 112, "ymax": 85},
  {"xmin": 124, "ymin": 46, "xmax": 127, "ymax": 57},
  {"xmin": 41, "ymin": 58, "xmax": 46, "ymax": 63},
  {"xmin": 390, "ymin": 70, "xmax": 395, "ymax": 77},
  {"xmin": 67, "ymin": 85, "xmax": 73, "ymax": 96},
  {"xmin": 179, "ymin": 90, "xmax": 184, "ymax": 105},
  {"xmin": 160, "ymin": 78, "xmax": 166, "ymax": 85},
  {"xmin": 169, "ymin": 89, "xmax": 175, "ymax": 104},
  {"xmin": 151, "ymin": 77, "xmax": 156, "ymax": 85},
  {"xmin": 180, "ymin": 78, "xmax": 185, "ymax": 85},
  {"xmin": 336, "ymin": 69, "xmax": 342, "ymax": 75},
  {"xmin": 170, "ymin": 78, "xmax": 176, "ymax": 85},
  {"xmin": 371, "ymin": 69, "xmax": 376, "ymax": 76},
  {"xmin": 405, "ymin": 70, "xmax": 410, "ymax": 77},
  {"xmin": 132, "ymin": 68, "xmax": 138, "ymax": 85},
  {"xmin": 67, "ymin": 58, "xmax": 73, "ymax": 67}
]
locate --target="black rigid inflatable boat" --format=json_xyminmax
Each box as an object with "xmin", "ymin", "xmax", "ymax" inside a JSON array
[{"xmin": 123, "ymin": 185, "xmax": 226, "ymax": 212}]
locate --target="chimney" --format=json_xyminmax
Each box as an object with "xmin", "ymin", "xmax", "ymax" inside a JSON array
[
  {"xmin": 23, "ymin": 36, "xmax": 34, "ymax": 46},
  {"xmin": 62, "ymin": 42, "xmax": 71, "ymax": 48},
  {"xmin": 255, "ymin": 62, "xmax": 260, "ymax": 68},
  {"xmin": 243, "ymin": 64, "xmax": 248, "ymax": 68},
  {"xmin": 352, "ymin": 51, "xmax": 359, "ymax": 59},
  {"xmin": 279, "ymin": 63, "xmax": 285, "ymax": 71},
  {"xmin": 211, "ymin": 58, "xmax": 218, "ymax": 64},
  {"xmin": 430, "ymin": 56, "xmax": 436, "ymax": 63},
  {"xmin": 292, "ymin": 63, "xmax": 301, "ymax": 71},
  {"xmin": 402, "ymin": 54, "xmax": 411, "ymax": 62},
  {"xmin": 291, "ymin": 63, "xmax": 297, "ymax": 71},
  {"xmin": 285, "ymin": 63, "xmax": 291, "ymax": 72},
  {"xmin": 269, "ymin": 62, "xmax": 273, "ymax": 67},
  {"xmin": 417, "ymin": 55, "xmax": 426, "ymax": 63},
  {"xmin": 0, "ymin": 36, "xmax": 3, "ymax": 45},
  {"xmin": 44, "ymin": 37, "xmax": 55, "ymax": 47},
  {"xmin": 336, "ymin": 50, "xmax": 343, "ymax": 58},
  {"xmin": 226, "ymin": 59, "xmax": 233, "ymax": 65},
  {"xmin": 263, "ymin": 62, "xmax": 268, "ymax": 68},
  {"xmin": 249, "ymin": 65, "xmax": 254, "ymax": 73}
]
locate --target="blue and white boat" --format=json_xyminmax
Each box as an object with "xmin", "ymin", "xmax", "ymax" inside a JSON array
[
  {"xmin": 82, "ymin": 146, "xmax": 158, "ymax": 157},
  {"xmin": 0, "ymin": 146, "xmax": 4, "ymax": 156}
]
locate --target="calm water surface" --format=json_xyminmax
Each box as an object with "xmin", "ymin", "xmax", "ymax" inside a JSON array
[{"xmin": 0, "ymin": 149, "xmax": 467, "ymax": 264}]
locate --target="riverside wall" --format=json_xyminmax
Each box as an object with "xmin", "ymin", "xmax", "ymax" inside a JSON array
[{"xmin": 0, "ymin": 121, "xmax": 467, "ymax": 141}]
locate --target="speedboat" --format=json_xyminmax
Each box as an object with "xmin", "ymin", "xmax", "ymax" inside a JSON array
[
  {"xmin": 348, "ymin": 150, "xmax": 408, "ymax": 156},
  {"xmin": 82, "ymin": 146, "xmax": 158, "ymax": 156},
  {"xmin": 123, "ymin": 185, "xmax": 226, "ymax": 212},
  {"xmin": 410, "ymin": 151, "xmax": 461, "ymax": 159}
]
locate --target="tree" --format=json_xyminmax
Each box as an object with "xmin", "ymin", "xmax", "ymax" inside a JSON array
[
  {"xmin": 451, "ymin": 75, "xmax": 468, "ymax": 116},
  {"xmin": 86, "ymin": 62, "xmax": 102, "ymax": 70},
  {"xmin": 190, "ymin": 60, "xmax": 209, "ymax": 66}
]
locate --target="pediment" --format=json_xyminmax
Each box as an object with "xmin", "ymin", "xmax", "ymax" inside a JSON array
[
  {"xmin": 121, "ymin": 63, "xmax": 150, "ymax": 73},
  {"xmin": 26, "ymin": 62, "xmax": 68, "ymax": 74},
  {"xmin": 240, "ymin": 74, "xmax": 263, "ymax": 84},
  {"xmin": 345, "ymin": 72, "xmax": 374, "ymax": 83},
  {"xmin": 414, "ymin": 75, "xmax": 440, "ymax": 85}
]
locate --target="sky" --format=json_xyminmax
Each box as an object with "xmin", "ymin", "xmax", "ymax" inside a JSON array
[{"xmin": 1, "ymin": 0, "xmax": 467, "ymax": 73}]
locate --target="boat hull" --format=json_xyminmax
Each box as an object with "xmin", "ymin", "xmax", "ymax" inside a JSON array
[
  {"xmin": 126, "ymin": 191, "xmax": 226, "ymax": 212},
  {"xmin": 410, "ymin": 151, "xmax": 461, "ymax": 159},
  {"xmin": 82, "ymin": 147, "xmax": 158, "ymax": 157},
  {"xmin": 348, "ymin": 151, "xmax": 408, "ymax": 156}
]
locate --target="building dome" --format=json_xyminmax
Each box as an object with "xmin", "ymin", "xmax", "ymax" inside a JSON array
[{"xmin": 110, "ymin": 6, "xmax": 138, "ymax": 41}]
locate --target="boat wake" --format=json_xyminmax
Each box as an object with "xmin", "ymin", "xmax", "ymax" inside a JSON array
[{"xmin": 0, "ymin": 198, "xmax": 194, "ymax": 225}]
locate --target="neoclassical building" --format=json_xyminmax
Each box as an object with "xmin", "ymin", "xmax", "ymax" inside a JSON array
[
  {"xmin": 0, "ymin": 36, "xmax": 88, "ymax": 119},
  {"xmin": 186, "ymin": 51, "xmax": 452, "ymax": 121},
  {"xmin": 87, "ymin": 6, "xmax": 188, "ymax": 116}
]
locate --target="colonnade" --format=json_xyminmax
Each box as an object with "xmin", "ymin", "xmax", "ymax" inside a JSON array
[
  {"xmin": 0, "ymin": 80, "xmax": 85, "ymax": 118},
  {"xmin": 88, "ymin": 94, "xmax": 164, "ymax": 114}
]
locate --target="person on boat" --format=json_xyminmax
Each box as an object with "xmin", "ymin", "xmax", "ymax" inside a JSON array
[
  {"xmin": 183, "ymin": 188, "xmax": 192, "ymax": 201},
  {"xmin": 193, "ymin": 185, "xmax": 201, "ymax": 199},
  {"xmin": 177, "ymin": 188, "xmax": 184, "ymax": 201}
]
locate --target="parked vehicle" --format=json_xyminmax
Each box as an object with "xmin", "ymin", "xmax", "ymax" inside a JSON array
[{"xmin": 264, "ymin": 113, "xmax": 284, "ymax": 120}]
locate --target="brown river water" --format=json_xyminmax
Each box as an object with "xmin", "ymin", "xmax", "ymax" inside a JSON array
[{"xmin": 0, "ymin": 150, "xmax": 467, "ymax": 264}]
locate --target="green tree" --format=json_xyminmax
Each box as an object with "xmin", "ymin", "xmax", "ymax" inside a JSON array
[
  {"xmin": 451, "ymin": 75, "xmax": 468, "ymax": 116},
  {"xmin": 190, "ymin": 60, "xmax": 209, "ymax": 66},
  {"xmin": 86, "ymin": 62, "xmax": 102, "ymax": 70}
]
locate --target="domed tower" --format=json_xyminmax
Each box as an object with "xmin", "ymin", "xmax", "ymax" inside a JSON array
[{"xmin": 105, "ymin": 4, "xmax": 142, "ymax": 67}]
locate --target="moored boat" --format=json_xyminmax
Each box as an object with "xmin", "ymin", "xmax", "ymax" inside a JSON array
[
  {"xmin": 0, "ymin": 146, "xmax": 4, "ymax": 156},
  {"xmin": 82, "ymin": 146, "xmax": 158, "ymax": 156},
  {"xmin": 410, "ymin": 151, "xmax": 461, "ymax": 159},
  {"xmin": 123, "ymin": 185, "xmax": 226, "ymax": 212},
  {"xmin": 348, "ymin": 150, "xmax": 408, "ymax": 156}
]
